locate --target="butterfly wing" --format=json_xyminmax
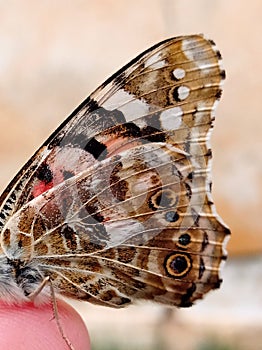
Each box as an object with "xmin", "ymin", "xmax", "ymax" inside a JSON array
[{"xmin": 0, "ymin": 35, "xmax": 230, "ymax": 307}]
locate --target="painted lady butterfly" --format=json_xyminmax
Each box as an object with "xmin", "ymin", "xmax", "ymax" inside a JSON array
[{"xmin": 0, "ymin": 35, "xmax": 230, "ymax": 348}]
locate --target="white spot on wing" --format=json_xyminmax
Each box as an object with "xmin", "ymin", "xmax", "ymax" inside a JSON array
[
  {"xmin": 160, "ymin": 107, "xmax": 183, "ymax": 130},
  {"xmin": 173, "ymin": 68, "xmax": 185, "ymax": 80},
  {"xmin": 177, "ymin": 86, "xmax": 190, "ymax": 100}
]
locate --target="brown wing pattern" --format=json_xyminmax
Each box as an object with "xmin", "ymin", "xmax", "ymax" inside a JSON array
[{"xmin": 0, "ymin": 35, "xmax": 230, "ymax": 307}]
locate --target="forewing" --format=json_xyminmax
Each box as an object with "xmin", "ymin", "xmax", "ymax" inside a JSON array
[{"xmin": 1, "ymin": 35, "xmax": 230, "ymax": 307}]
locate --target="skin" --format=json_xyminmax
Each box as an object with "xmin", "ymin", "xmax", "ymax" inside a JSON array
[{"xmin": 0, "ymin": 299, "xmax": 91, "ymax": 350}]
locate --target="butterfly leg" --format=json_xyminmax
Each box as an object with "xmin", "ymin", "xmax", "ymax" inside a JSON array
[
  {"xmin": 28, "ymin": 276, "xmax": 76, "ymax": 350},
  {"xmin": 27, "ymin": 276, "xmax": 50, "ymax": 301},
  {"xmin": 49, "ymin": 278, "xmax": 76, "ymax": 350}
]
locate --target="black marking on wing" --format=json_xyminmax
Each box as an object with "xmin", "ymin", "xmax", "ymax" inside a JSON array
[
  {"xmin": 84, "ymin": 138, "xmax": 108, "ymax": 160},
  {"xmin": 36, "ymin": 163, "xmax": 53, "ymax": 184},
  {"xmin": 61, "ymin": 224, "xmax": 77, "ymax": 250}
]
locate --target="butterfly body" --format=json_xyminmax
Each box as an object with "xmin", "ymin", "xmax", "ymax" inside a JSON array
[{"xmin": 0, "ymin": 35, "xmax": 229, "ymax": 309}]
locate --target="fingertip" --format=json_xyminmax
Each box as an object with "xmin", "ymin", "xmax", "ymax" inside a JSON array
[{"xmin": 0, "ymin": 300, "xmax": 90, "ymax": 350}]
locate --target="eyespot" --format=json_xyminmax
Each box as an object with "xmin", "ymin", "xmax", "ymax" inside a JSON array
[
  {"xmin": 149, "ymin": 189, "xmax": 178, "ymax": 210},
  {"xmin": 165, "ymin": 252, "xmax": 192, "ymax": 278},
  {"xmin": 177, "ymin": 233, "xmax": 191, "ymax": 247},
  {"xmin": 165, "ymin": 211, "xmax": 179, "ymax": 222}
]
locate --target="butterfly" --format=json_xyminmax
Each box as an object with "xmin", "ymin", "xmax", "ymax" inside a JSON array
[{"xmin": 0, "ymin": 35, "xmax": 230, "ymax": 346}]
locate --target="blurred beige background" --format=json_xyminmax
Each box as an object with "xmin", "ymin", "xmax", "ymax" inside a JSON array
[{"xmin": 0, "ymin": 1, "xmax": 261, "ymax": 349}]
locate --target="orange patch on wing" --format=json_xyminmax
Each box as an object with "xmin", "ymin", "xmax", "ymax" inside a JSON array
[{"xmin": 105, "ymin": 137, "xmax": 142, "ymax": 157}]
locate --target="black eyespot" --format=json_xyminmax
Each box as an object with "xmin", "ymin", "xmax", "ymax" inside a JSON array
[
  {"xmin": 165, "ymin": 252, "xmax": 192, "ymax": 278},
  {"xmin": 178, "ymin": 233, "xmax": 191, "ymax": 246},
  {"xmin": 171, "ymin": 256, "xmax": 188, "ymax": 273},
  {"xmin": 165, "ymin": 211, "xmax": 179, "ymax": 222}
]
